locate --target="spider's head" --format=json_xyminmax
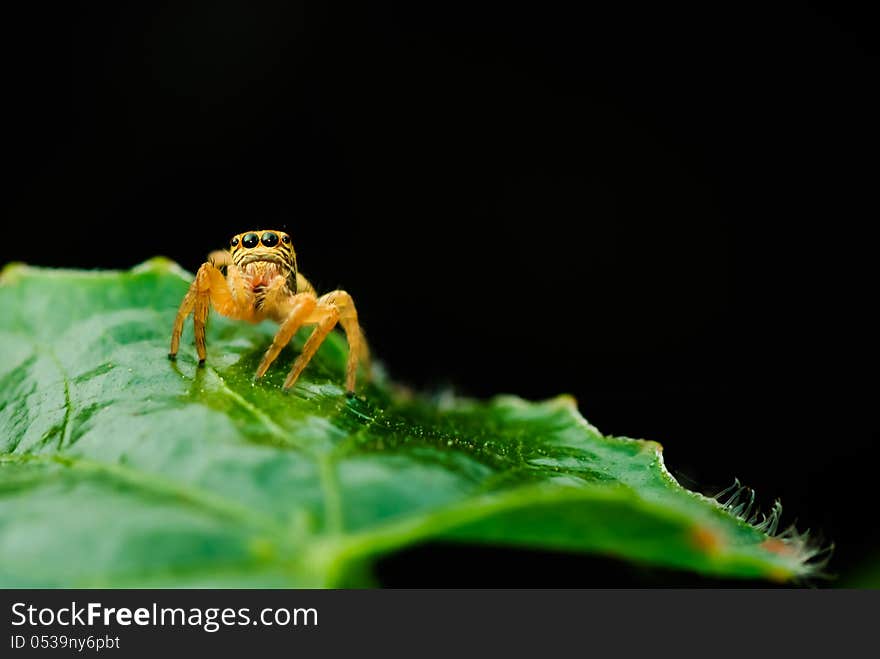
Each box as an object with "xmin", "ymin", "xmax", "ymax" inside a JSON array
[{"xmin": 229, "ymin": 230, "xmax": 296, "ymax": 272}]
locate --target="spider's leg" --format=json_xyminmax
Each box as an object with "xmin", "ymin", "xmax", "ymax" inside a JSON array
[
  {"xmin": 208, "ymin": 250, "xmax": 233, "ymax": 268},
  {"xmin": 260, "ymin": 274, "xmax": 296, "ymax": 314},
  {"xmin": 192, "ymin": 284, "xmax": 209, "ymax": 363},
  {"xmin": 255, "ymin": 292, "xmax": 317, "ymax": 379},
  {"xmin": 283, "ymin": 305, "xmax": 340, "ymax": 390},
  {"xmin": 169, "ymin": 281, "xmax": 198, "ymax": 359},
  {"xmin": 169, "ymin": 262, "xmax": 236, "ymax": 363},
  {"xmin": 315, "ymin": 290, "xmax": 370, "ymax": 392},
  {"xmin": 224, "ymin": 264, "xmax": 250, "ymax": 314}
]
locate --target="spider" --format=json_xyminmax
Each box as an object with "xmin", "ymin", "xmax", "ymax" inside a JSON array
[{"xmin": 169, "ymin": 229, "xmax": 370, "ymax": 392}]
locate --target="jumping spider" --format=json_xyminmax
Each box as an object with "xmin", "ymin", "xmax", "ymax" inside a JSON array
[{"xmin": 169, "ymin": 230, "xmax": 369, "ymax": 392}]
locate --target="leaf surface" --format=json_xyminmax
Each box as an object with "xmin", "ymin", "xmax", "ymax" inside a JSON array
[{"xmin": 0, "ymin": 259, "xmax": 821, "ymax": 586}]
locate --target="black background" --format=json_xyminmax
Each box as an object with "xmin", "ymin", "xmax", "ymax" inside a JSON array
[{"xmin": 4, "ymin": 2, "xmax": 877, "ymax": 585}]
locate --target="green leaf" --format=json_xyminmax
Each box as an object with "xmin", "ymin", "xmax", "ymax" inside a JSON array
[{"xmin": 0, "ymin": 259, "xmax": 825, "ymax": 586}]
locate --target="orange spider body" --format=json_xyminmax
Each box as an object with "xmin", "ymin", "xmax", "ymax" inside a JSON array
[{"xmin": 169, "ymin": 230, "xmax": 369, "ymax": 392}]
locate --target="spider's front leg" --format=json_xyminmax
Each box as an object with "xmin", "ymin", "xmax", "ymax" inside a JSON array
[
  {"xmin": 168, "ymin": 262, "xmax": 236, "ymax": 364},
  {"xmin": 254, "ymin": 291, "xmax": 318, "ymax": 379},
  {"xmin": 285, "ymin": 290, "xmax": 370, "ymax": 392}
]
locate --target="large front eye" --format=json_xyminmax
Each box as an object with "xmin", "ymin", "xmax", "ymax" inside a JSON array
[
  {"xmin": 241, "ymin": 233, "xmax": 259, "ymax": 248},
  {"xmin": 261, "ymin": 231, "xmax": 279, "ymax": 247}
]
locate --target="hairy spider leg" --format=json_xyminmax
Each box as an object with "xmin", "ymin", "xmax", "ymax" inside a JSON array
[
  {"xmin": 284, "ymin": 305, "xmax": 341, "ymax": 390},
  {"xmin": 314, "ymin": 290, "xmax": 370, "ymax": 392},
  {"xmin": 254, "ymin": 293, "xmax": 317, "ymax": 379},
  {"xmin": 224, "ymin": 264, "xmax": 251, "ymax": 311},
  {"xmin": 208, "ymin": 250, "xmax": 233, "ymax": 268},
  {"xmin": 259, "ymin": 274, "xmax": 296, "ymax": 316},
  {"xmin": 169, "ymin": 262, "xmax": 238, "ymax": 362}
]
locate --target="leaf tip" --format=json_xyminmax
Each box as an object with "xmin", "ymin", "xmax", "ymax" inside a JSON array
[{"xmin": 713, "ymin": 479, "xmax": 834, "ymax": 580}]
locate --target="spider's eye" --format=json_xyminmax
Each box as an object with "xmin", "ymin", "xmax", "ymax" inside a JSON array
[
  {"xmin": 281, "ymin": 234, "xmax": 290, "ymax": 244},
  {"xmin": 230, "ymin": 236, "xmax": 239, "ymax": 247},
  {"xmin": 241, "ymin": 233, "xmax": 259, "ymax": 249},
  {"xmin": 261, "ymin": 231, "xmax": 279, "ymax": 247}
]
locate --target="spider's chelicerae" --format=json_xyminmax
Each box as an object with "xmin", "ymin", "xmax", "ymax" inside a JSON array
[{"xmin": 169, "ymin": 229, "xmax": 369, "ymax": 392}]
